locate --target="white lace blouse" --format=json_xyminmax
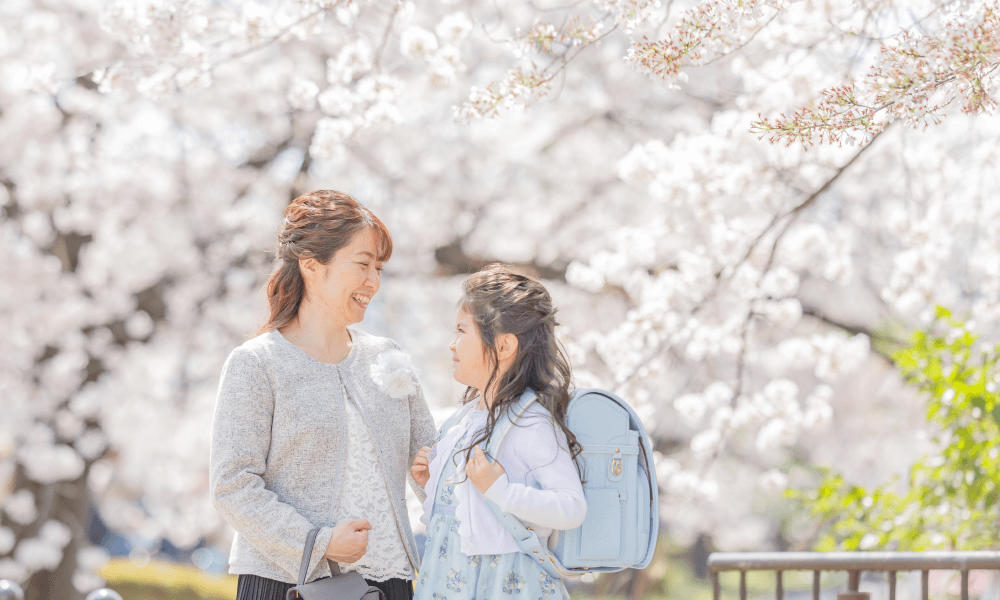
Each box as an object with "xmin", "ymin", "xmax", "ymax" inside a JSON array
[{"xmin": 330, "ymin": 396, "xmax": 414, "ymax": 581}]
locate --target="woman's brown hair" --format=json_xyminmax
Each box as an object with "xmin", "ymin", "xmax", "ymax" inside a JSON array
[
  {"xmin": 257, "ymin": 190, "xmax": 392, "ymax": 334},
  {"xmin": 455, "ymin": 264, "xmax": 583, "ymax": 475}
]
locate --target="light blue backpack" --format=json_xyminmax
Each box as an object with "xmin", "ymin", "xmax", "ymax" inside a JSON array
[{"xmin": 437, "ymin": 388, "xmax": 659, "ymax": 579}]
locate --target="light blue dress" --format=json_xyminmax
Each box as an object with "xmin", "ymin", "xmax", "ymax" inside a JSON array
[{"xmin": 413, "ymin": 444, "xmax": 569, "ymax": 599}]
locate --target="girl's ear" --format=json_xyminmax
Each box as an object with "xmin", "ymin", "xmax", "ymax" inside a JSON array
[{"xmin": 496, "ymin": 332, "xmax": 519, "ymax": 362}]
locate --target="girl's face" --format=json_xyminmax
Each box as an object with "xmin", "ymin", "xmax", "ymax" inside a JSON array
[
  {"xmin": 450, "ymin": 307, "xmax": 491, "ymax": 391},
  {"xmin": 307, "ymin": 227, "xmax": 383, "ymax": 326}
]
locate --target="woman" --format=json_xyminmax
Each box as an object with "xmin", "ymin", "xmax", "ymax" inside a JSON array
[{"xmin": 210, "ymin": 189, "xmax": 436, "ymax": 600}]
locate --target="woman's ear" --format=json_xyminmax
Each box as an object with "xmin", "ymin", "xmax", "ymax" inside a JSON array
[
  {"xmin": 298, "ymin": 256, "xmax": 320, "ymax": 282},
  {"xmin": 496, "ymin": 333, "xmax": 519, "ymax": 362}
]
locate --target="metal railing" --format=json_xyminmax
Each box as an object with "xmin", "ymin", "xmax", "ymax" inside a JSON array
[{"xmin": 708, "ymin": 552, "xmax": 1000, "ymax": 600}]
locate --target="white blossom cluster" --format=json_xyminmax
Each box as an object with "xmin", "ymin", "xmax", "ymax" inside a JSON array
[{"xmin": 593, "ymin": 0, "xmax": 664, "ymax": 32}]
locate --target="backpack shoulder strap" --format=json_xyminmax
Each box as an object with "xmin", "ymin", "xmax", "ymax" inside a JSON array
[
  {"xmin": 482, "ymin": 495, "xmax": 623, "ymax": 579},
  {"xmin": 483, "ymin": 498, "xmax": 573, "ymax": 579},
  {"xmin": 484, "ymin": 388, "xmax": 538, "ymax": 458},
  {"xmin": 482, "ymin": 388, "xmax": 572, "ymax": 580},
  {"xmin": 434, "ymin": 401, "xmax": 476, "ymax": 444},
  {"xmin": 482, "ymin": 388, "xmax": 647, "ymax": 579}
]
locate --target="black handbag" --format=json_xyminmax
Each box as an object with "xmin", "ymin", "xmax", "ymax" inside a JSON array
[{"xmin": 285, "ymin": 528, "xmax": 385, "ymax": 600}]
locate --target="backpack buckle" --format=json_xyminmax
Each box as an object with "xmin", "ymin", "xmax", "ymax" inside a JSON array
[{"xmin": 610, "ymin": 456, "xmax": 623, "ymax": 477}]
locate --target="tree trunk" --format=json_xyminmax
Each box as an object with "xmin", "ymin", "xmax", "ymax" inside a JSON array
[{"xmin": 22, "ymin": 475, "xmax": 92, "ymax": 600}]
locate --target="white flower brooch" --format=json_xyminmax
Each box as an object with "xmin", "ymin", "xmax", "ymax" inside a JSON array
[{"xmin": 370, "ymin": 349, "xmax": 418, "ymax": 400}]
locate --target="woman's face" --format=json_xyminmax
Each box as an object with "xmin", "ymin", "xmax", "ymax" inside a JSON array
[
  {"xmin": 309, "ymin": 227, "xmax": 383, "ymax": 326},
  {"xmin": 449, "ymin": 306, "xmax": 491, "ymax": 391}
]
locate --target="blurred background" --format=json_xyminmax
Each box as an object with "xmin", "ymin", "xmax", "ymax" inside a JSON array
[{"xmin": 2, "ymin": 0, "xmax": 999, "ymax": 598}]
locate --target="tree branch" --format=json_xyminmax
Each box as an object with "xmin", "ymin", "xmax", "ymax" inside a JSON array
[{"xmin": 800, "ymin": 303, "xmax": 902, "ymax": 365}]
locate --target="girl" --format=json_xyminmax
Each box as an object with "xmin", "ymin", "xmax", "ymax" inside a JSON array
[
  {"xmin": 410, "ymin": 264, "xmax": 587, "ymax": 599},
  {"xmin": 211, "ymin": 190, "xmax": 436, "ymax": 600}
]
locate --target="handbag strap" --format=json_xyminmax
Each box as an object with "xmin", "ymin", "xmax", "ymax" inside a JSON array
[
  {"xmin": 297, "ymin": 527, "xmax": 344, "ymax": 582},
  {"xmin": 298, "ymin": 527, "xmax": 322, "ymax": 585}
]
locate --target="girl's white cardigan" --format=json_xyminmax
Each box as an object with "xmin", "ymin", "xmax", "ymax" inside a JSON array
[{"xmin": 421, "ymin": 402, "xmax": 587, "ymax": 555}]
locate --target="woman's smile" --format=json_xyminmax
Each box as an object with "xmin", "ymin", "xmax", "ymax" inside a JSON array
[{"xmin": 351, "ymin": 292, "xmax": 372, "ymax": 309}]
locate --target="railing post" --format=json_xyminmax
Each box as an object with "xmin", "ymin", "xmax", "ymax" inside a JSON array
[
  {"xmin": 838, "ymin": 569, "xmax": 867, "ymax": 600},
  {"xmin": 848, "ymin": 570, "xmax": 860, "ymax": 592}
]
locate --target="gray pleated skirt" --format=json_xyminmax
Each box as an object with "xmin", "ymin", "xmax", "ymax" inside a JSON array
[{"xmin": 236, "ymin": 574, "xmax": 413, "ymax": 600}]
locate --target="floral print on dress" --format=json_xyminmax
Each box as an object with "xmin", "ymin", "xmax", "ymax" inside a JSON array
[
  {"xmin": 438, "ymin": 533, "xmax": 450, "ymax": 560},
  {"xmin": 539, "ymin": 572, "xmax": 558, "ymax": 595},
  {"xmin": 439, "ymin": 482, "xmax": 456, "ymax": 506},
  {"xmin": 446, "ymin": 569, "xmax": 467, "ymax": 592},
  {"xmin": 502, "ymin": 571, "xmax": 524, "ymax": 595},
  {"xmin": 414, "ymin": 432, "xmax": 569, "ymax": 600}
]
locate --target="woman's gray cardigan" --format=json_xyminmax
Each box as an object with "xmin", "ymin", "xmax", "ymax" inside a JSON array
[{"xmin": 209, "ymin": 328, "xmax": 437, "ymax": 584}]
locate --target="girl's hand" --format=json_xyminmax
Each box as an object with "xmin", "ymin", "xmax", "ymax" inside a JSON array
[
  {"xmin": 324, "ymin": 519, "xmax": 371, "ymax": 563},
  {"xmin": 411, "ymin": 446, "xmax": 433, "ymax": 488},
  {"xmin": 467, "ymin": 445, "xmax": 505, "ymax": 494}
]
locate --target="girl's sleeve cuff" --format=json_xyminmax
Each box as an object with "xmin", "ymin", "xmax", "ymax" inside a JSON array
[{"xmin": 483, "ymin": 473, "xmax": 511, "ymax": 508}]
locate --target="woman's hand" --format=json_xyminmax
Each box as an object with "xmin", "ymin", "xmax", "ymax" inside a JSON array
[
  {"xmin": 467, "ymin": 445, "xmax": 505, "ymax": 494},
  {"xmin": 324, "ymin": 519, "xmax": 371, "ymax": 563},
  {"xmin": 411, "ymin": 446, "xmax": 433, "ymax": 488}
]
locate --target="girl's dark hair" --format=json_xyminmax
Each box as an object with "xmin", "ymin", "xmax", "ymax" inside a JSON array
[
  {"xmin": 257, "ymin": 189, "xmax": 392, "ymax": 334},
  {"xmin": 456, "ymin": 264, "xmax": 582, "ymax": 475}
]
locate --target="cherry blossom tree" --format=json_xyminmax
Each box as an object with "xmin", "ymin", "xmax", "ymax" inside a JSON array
[{"xmin": 1, "ymin": 0, "xmax": 998, "ymax": 598}]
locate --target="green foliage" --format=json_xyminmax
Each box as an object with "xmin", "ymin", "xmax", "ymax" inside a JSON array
[{"xmin": 789, "ymin": 307, "xmax": 1000, "ymax": 550}]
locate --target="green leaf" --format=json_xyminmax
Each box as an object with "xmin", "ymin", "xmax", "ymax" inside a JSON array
[{"xmin": 787, "ymin": 308, "xmax": 1000, "ymax": 551}]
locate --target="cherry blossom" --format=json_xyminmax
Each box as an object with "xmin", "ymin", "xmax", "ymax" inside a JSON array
[{"xmin": 2, "ymin": 0, "xmax": 999, "ymax": 597}]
